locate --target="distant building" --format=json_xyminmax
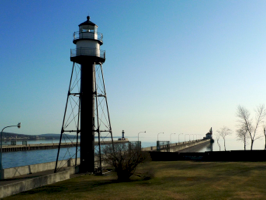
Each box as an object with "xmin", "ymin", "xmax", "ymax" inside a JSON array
[
  {"xmin": 204, "ymin": 127, "xmax": 213, "ymax": 139},
  {"xmin": 204, "ymin": 127, "xmax": 214, "ymax": 143},
  {"xmin": 118, "ymin": 130, "xmax": 126, "ymax": 140}
]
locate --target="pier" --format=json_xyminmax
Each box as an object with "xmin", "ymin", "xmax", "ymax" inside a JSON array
[
  {"xmin": 142, "ymin": 139, "xmax": 211, "ymax": 152},
  {"xmin": 1, "ymin": 139, "xmax": 129, "ymax": 152},
  {"xmin": 1, "ymin": 139, "xmax": 209, "ymax": 153}
]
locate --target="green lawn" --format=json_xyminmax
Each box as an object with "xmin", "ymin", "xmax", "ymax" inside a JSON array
[{"xmin": 5, "ymin": 161, "xmax": 266, "ymax": 200}]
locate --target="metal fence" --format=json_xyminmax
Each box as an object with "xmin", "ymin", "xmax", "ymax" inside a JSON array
[{"xmin": 157, "ymin": 141, "xmax": 170, "ymax": 152}]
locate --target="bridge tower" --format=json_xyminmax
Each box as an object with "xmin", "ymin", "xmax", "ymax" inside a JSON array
[{"xmin": 55, "ymin": 16, "xmax": 114, "ymax": 173}]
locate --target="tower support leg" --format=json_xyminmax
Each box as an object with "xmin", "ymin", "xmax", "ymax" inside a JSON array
[{"xmin": 80, "ymin": 62, "xmax": 95, "ymax": 173}]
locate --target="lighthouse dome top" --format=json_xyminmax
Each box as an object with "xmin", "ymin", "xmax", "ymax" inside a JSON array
[
  {"xmin": 79, "ymin": 16, "xmax": 97, "ymax": 26},
  {"xmin": 78, "ymin": 16, "xmax": 98, "ymax": 33}
]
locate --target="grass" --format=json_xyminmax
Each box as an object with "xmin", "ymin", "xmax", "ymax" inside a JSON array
[{"xmin": 4, "ymin": 161, "xmax": 266, "ymax": 200}]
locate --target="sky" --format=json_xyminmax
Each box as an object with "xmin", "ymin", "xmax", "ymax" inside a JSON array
[{"xmin": 1, "ymin": 0, "xmax": 266, "ymax": 146}]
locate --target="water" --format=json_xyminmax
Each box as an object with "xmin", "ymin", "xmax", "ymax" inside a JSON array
[
  {"xmin": 2, "ymin": 139, "xmax": 266, "ymax": 169},
  {"xmin": 2, "ymin": 145, "xmax": 79, "ymax": 169},
  {"xmin": 3, "ymin": 149, "xmax": 59, "ymax": 169},
  {"xmin": 1, "ymin": 140, "xmax": 153, "ymax": 169}
]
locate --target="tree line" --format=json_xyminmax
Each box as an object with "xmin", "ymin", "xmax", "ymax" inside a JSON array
[{"xmin": 216, "ymin": 105, "xmax": 266, "ymax": 151}]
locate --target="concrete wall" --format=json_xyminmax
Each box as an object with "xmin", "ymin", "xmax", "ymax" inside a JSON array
[
  {"xmin": 0, "ymin": 156, "xmax": 108, "ymax": 198},
  {"xmin": 1, "ymin": 158, "xmax": 80, "ymax": 179},
  {"xmin": 0, "ymin": 166, "xmax": 74, "ymax": 199},
  {"xmin": 149, "ymin": 150, "xmax": 266, "ymax": 162}
]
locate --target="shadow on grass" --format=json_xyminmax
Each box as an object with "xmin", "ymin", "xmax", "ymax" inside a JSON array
[
  {"xmin": 18, "ymin": 178, "xmax": 117, "ymax": 196},
  {"xmin": 148, "ymin": 160, "xmax": 219, "ymax": 172},
  {"xmin": 17, "ymin": 171, "xmax": 155, "ymax": 197},
  {"xmin": 151, "ymin": 160, "xmax": 266, "ymax": 175}
]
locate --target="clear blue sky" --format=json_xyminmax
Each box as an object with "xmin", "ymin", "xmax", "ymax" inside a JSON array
[{"xmin": 1, "ymin": 0, "xmax": 266, "ymax": 143}]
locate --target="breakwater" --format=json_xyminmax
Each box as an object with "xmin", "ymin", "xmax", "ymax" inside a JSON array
[
  {"xmin": 142, "ymin": 139, "xmax": 210, "ymax": 152},
  {"xmin": 1, "ymin": 139, "xmax": 128, "ymax": 152}
]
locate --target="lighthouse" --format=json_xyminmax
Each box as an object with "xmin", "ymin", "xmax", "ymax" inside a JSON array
[
  {"xmin": 55, "ymin": 16, "xmax": 113, "ymax": 173},
  {"xmin": 71, "ymin": 16, "xmax": 105, "ymax": 64}
]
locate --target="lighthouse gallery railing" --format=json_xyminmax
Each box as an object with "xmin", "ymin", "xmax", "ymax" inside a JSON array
[{"xmin": 70, "ymin": 48, "xmax": 106, "ymax": 59}]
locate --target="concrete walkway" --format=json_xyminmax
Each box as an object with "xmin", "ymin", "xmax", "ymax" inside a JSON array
[
  {"xmin": 178, "ymin": 140, "xmax": 212, "ymax": 152},
  {"xmin": 142, "ymin": 139, "xmax": 211, "ymax": 152}
]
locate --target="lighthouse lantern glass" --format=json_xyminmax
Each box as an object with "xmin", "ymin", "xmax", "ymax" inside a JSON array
[{"xmin": 79, "ymin": 25, "xmax": 97, "ymax": 33}]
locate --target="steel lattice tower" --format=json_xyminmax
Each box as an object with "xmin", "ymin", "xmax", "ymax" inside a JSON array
[{"xmin": 55, "ymin": 16, "xmax": 114, "ymax": 173}]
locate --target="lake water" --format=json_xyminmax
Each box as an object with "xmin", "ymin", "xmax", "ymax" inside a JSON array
[
  {"xmin": 1, "ymin": 138, "xmax": 266, "ymax": 169},
  {"xmin": 2, "ymin": 139, "xmax": 150, "ymax": 169}
]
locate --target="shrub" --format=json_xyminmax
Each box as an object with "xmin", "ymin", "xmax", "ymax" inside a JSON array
[{"xmin": 102, "ymin": 142, "xmax": 149, "ymax": 181}]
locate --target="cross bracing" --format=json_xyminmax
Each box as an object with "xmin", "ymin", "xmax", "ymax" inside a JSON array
[{"xmin": 54, "ymin": 62, "xmax": 113, "ymax": 173}]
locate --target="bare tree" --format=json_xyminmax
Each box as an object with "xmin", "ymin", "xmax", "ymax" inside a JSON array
[
  {"xmin": 102, "ymin": 142, "xmax": 149, "ymax": 181},
  {"xmin": 236, "ymin": 125, "xmax": 249, "ymax": 150},
  {"xmin": 215, "ymin": 133, "xmax": 221, "ymax": 151},
  {"xmin": 263, "ymin": 126, "xmax": 266, "ymax": 150},
  {"xmin": 236, "ymin": 105, "xmax": 266, "ymax": 150},
  {"xmin": 217, "ymin": 126, "xmax": 232, "ymax": 151}
]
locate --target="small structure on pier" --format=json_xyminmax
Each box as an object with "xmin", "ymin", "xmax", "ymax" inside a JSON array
[
  {"xmin": 204, "ymin": 127, "xmax": 213, "ymax": 139},
  {"xmin": 118, "ymin": 130, "xmax": 126, "ymax": 140},
  {"xmin": 204, "ymin": 127, "xmax": 214, "ymax": 143}
]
